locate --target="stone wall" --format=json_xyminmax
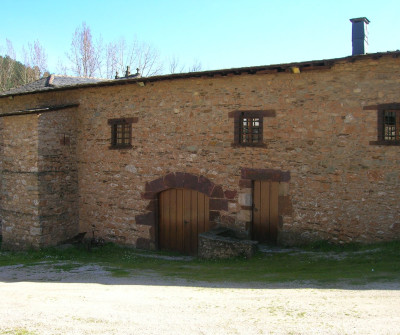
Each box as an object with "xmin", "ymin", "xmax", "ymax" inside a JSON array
[
  {"xmin": 1, "ymin": 54, "xmax": 400, "ymax": 250},
  {"xmin": 0, "ymin": 96, "xmax": 79, "ymax": 249},
  {"xmin": 0, "ymin": 117, "xmax": 3, "ymax": 236},
  {"xmin": 37, "ymin": 110, "xmax": 79, "ymax": 246},
  {"xmin": 198, "ymin": 228, "xmax": 258, "ymax": 259},
  {"xmin": 73, "ymin": 55, "xmax": 400, "ymax": 246},
  {"xmin": 0, "ymin": 114, "xmax": 41, "ymax": 249}
]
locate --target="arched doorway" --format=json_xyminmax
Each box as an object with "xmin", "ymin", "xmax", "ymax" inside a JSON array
[
  {"xmin": 139, "ymin": 172, "xmax": 230, "ymax": 253},
  {"xmin": 159, "ymin": 188, "xmax": 210, "ymax": 254}
]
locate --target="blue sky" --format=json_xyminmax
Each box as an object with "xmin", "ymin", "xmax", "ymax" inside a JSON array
[{"xmin": 1, "ymin": 0, "xmax": 399, "ymax": 74}]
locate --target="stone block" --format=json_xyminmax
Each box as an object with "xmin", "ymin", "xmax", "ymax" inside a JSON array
[
  {"xmin": 224, "ymin": 190, "xmax": 237, "ymax": 199},
  {"xmin": 238, "ymin": 209, "xmax": 252, "ymax": 222},
  {"xmin": 210, "ymin": 185, "xmax": 224, "ymax": 198},
  {"xmin": 210, "ymin": 198, "xmax": 228, "ymax": 211},
  {"xmin": 238, "ymin": 193, "xmax": 252, "ymax": 206}
]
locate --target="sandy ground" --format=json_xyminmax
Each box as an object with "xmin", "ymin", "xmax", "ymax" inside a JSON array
[{"xmin": 0, "ymin": 262, "xmax": 399, "ymax": 335}]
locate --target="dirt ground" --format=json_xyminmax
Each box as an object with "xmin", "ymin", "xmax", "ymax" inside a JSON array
[{"xmin": 0, "ymin": 262, "xmax": 399, "ymax": 335}]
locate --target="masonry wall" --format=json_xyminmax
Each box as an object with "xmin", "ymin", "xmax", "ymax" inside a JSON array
[
  {"xmin": 0, "ymin": 114, "xmax": 41, "ymax": 249},
  {"xmin": 1, "ymin": 55, "xmax": 399, "ymax": 250},
  {"xmin": 0, "ymin": 117, "xmax": 3, "ymax": 236},
  {"xmin": 0, "ymin": 93, "xmax": 79, "ymax": 249},
  {"xmin": 73, "ymin": 55, "xmax": 400, "ymax": 247},
  {"xmin": 37, "ymin": 110, "xmax": 79, "ymax": 246}
]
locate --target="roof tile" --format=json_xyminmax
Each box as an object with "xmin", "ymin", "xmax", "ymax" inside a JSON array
[{"xmin": 1, "ymin": 75, "xmax": 109, "ymax": 96}]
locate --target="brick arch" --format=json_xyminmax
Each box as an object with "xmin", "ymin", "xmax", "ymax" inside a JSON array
[
  {"xmin": 136, "ymin": 172, "xmax": 234, "ymax": 250},
  {"xmin": 144, "ymin": 172, "xmax": 223, "ymax": 198}
]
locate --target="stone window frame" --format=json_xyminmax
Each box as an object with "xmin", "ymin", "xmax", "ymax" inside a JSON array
[
  {"xmin": 229, "ymin": 110, "xmax": 276, "ymax": 147},
  {"xmin": 364, "ymin": 103, "xmax": 400, "ymax": 146},
  {"xmin": 108, "ymin": 117, "xmax": 138, "ymax": 149}
]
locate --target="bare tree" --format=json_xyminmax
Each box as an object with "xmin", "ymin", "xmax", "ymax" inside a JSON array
[
  {"xmin": 166, "ymin": 56, "xmax": 203, "ymax": 74},
  {"xmin": 105, "ymin": 40, "xmax": 118, "ymax": 78},
  {"xmin": 56, "ymin": 57, "xmax": 68, "ymax": 76},
  {"xmin": 188, "ymin": 59, "xmax": 202, "ymax": 73},
  {"xmin": 21, "ymin": 40, "xmax": 48, "ymax": 83},
  {"xmin": 0, "ymin": 39, "xmax": 17, "ymax": 91},
  {"xmin": 67, "ymin": 22, "xmax": 103, "ymax": 77},
  {"xmin": 106, "ymin": 37, "xmax": 162, "ymax": 78},
  {"xmin": 135, "ymin": 40, "xmax": 162, "ymax": 77},
  {"xmin": 21, "ymin": 46, "xmax": 34, "ymax": 84},
  {"xmin": 168, "ymin": 55, "xmax": 185, "ymax": 74},
  {"xmin": 28, "ymin": 40, "xmax": 48, "ymax": 78}
]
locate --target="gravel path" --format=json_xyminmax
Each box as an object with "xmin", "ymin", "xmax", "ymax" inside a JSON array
[{"xmin": 0, "ymin": 263, "xmax": 399, "ymax": 335}]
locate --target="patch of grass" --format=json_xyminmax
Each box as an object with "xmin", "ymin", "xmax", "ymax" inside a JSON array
[
  {"xmin": 0, "ymin": 241, "xmax": 399, "ymax": 284},
  {"xmin": 300, "ymin": 239, "xmax": 398, "ymax": 253},
  {"xmin": 106, "ymin": 267, "xmax": 131, "ymax": 277}
]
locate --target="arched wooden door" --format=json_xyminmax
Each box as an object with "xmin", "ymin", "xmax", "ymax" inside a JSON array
[{"xmin": 159, "ymin": 188, "xmax": 210, "ymax": 254}]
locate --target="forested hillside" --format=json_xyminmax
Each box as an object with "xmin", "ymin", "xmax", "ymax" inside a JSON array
[{"xmin": 0, "ymin": 55, "xmax": 46, "ymax": 92}]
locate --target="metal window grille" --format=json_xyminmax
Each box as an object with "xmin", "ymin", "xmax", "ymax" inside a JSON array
[
  {"xmin": 112, "ymin": 122, "xmax": 131, "ymax": 147},
  {"xmin": 240, "ymin": 117, "xmax": 261, "ymax": 143},
  {"xmin": 383, "ymin": 110, "xmax": 400, "ymax": 141}
]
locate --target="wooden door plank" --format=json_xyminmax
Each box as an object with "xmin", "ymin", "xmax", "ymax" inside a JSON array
[
  {"xmin": 269, "ymin": 182, "xmax": 279, "ymax": 243},
  {"xmin": 169, "ymin": 189, "xmax": 177, "ymax": 251},
  {"xmin": 204, "ymin": 193, "xmax": 210, "ymax": 232},
  {"xmin": 176, "ymin": 189, "xmax": 184, "ymax": 253},
  {"xmin": 260, "ymin": 180, "xmax": 270, "ymax": 242},
  {"xmin": 162, "ymin": 190, "xmax": 172, "ymax": 250},
  {"xmin": 165, "ymin": 190, "xmax": 172, "ymax": 251},
  {"xmin": 190, "ymin": 190, "xmax": 198, "ymax": 254},
  {"xmin": 183, "ymin": 189, "xmax": 192, "ymax": 254},
  {"xmin": 252, "ymin": 180, "xmax": 261, "ymax": 240},
  {"xmin": 197, "ymin": 192, "xmax": 205, "ymax": 235},
  {"xmin": 159, "ymin": 188, "xmax": 210, "ymax": 255},
  {"xmin": 159, "ymin": 191, "xmax": 165, "ymax": 250}
]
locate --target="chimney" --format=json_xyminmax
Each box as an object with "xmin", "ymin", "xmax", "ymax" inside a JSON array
[
  {"xmin": 350, "ymin": 17, "xmax": 370, "ymax": 55},
  {"xmin": 125, "ymin": 66, "xmax": 131, "ymax": 77}
]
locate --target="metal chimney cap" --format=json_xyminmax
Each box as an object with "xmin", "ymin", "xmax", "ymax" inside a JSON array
[{"xmin": 350, "ymin": 17, "xmax": 370, "ymax": 24}]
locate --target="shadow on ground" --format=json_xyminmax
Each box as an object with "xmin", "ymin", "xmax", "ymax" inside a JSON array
[{"xmin": 1, "ymin": 243, "xmax": 399, "ymax": 291}]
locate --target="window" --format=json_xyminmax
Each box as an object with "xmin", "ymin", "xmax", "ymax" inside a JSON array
[
  {"xmin": 240, "ymin": 116, "xmax": 262, "ymax": 144},
  {"xmin": 229, "ymin": 110, "xmax": 276, "ymax": 147},
  {"xmin": 382, "ymin": 110, "xmax": 400, "ymax": 141},
  {"xmin": 108, "ymin": 118, "xmax": 138, "ymax": 149},
  {"xmin": 364, "ymin": 104, "xmax": 400, "ymax": 146}
]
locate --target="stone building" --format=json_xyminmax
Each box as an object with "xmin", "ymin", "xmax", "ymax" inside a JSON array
[{"xmin": 0, "ymin": 19, "xmax": 399, "ymax": 253}]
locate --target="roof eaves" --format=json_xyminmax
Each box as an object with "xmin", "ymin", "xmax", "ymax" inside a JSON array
[
  {"xmin": 1, "ymin": 51, "xmax": 399, "ymax": 99},
  {"xmin": 0, "ymin": 103, "xmax": 80, "ymax": 118}
]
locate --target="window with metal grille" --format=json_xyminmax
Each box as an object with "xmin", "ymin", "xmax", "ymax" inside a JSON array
[
  {"xmin": 240, "ymin": 117, "xmax": 261, "ymax": 144},
  {"xmin": 108, "ymin": 118, "xmax": 138, "ymax": 149},
  {"xmin": 229, "ymin": 110, "xmax": 276, "ymax": 147},
  {"xmin": 113, "ymin": 122, "xmax": 131, "ymax": 146},
  {"xmin": 364, "ymin": 104, "xmax": 400, "ymax": 145},
  {"xmin": 383, "ymin": 110, "xmax": 400, "ymax": 141}
]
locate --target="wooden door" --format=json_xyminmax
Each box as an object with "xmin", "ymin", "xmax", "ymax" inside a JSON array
[
  {"xmin": 252, "ymin": 181, "xmax": 279, "ymax": 243},
  {"xmin": 159, "ymin": 189, "xmax": 210, "ymax": 254}
]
